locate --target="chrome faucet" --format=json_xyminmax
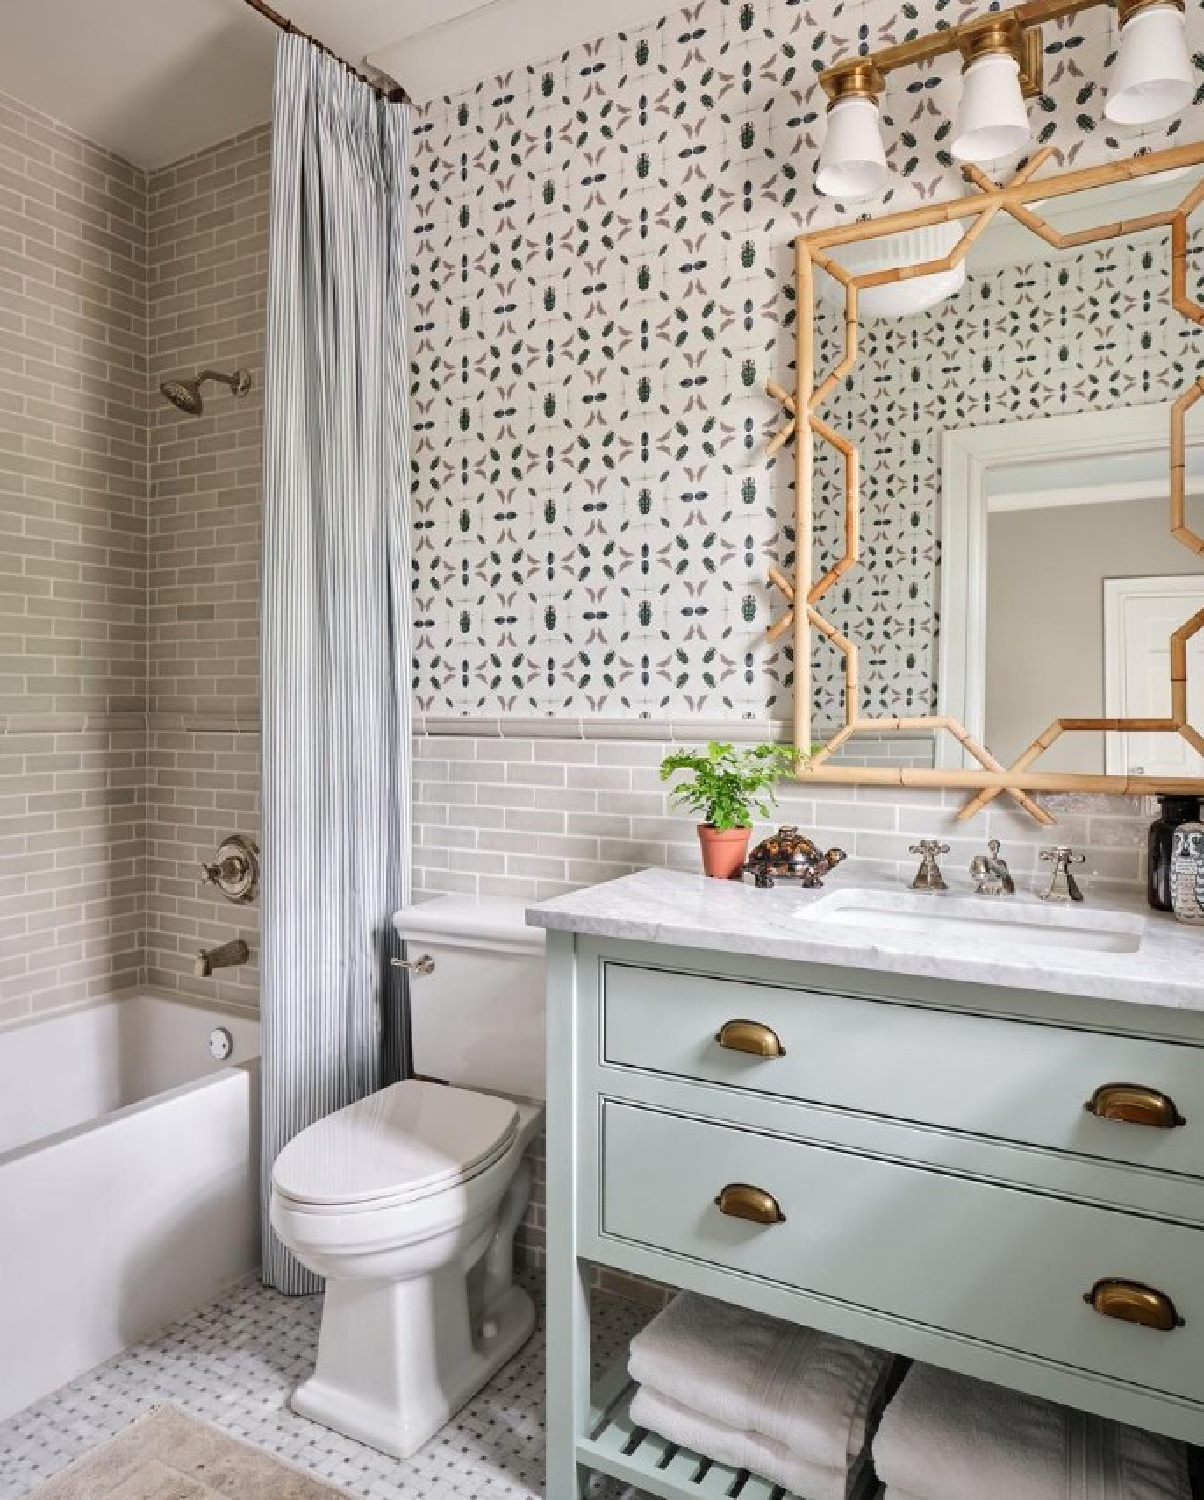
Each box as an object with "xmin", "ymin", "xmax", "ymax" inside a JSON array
[
  {"xmin": 910, "ymin": 840, "xmax": 950, "ymax": 892},
  {"xmin": 970, "ymin": 838, "xmax": 1014, "ymax": 896},
  {"xmin": 1040, "ymin": 846, "xmax": 1086, "ymax": 903},
  {"xmin": 195, "ymin": 937, "xmax": 250, "ymax": 978}
]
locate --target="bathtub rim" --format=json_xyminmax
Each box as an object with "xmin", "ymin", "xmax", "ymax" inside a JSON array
[
  {"xmin": 0, "ymin": 986, "xmax": 259, "ymax": 1040},
  {"xmin": 0, "ymin": 1055, "xmax": 261, "ymax": 1173},
  {"xmin": 0, "ymin": 989, "xmax": 261, "ymax": 1172}
]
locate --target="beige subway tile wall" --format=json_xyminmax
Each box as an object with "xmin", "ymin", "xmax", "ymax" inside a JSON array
[
  {"xmin": 411, "ymin": 728, "xmax": 1153, "ymax": 903},
  {"xmin": 2, "ymin": 95, "xmax": 269, "ymax": 1025},
  {"xmin": 0, "ymin": 90, "xmax": 149, "ymax": 1022},
  {"xmin": 144, "ymin": 126, "xmax": 270, "ymax": 1012}
]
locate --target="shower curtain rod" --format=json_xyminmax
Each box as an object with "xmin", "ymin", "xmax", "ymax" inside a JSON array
[{"xmin": 240, "ymin": 0, "xmax": 409, "ymax": 103}]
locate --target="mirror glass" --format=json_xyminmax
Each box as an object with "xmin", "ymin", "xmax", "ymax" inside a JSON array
[{"xmin": 809, "ymin": 165, "xmax": 1204, "ymax": 782}]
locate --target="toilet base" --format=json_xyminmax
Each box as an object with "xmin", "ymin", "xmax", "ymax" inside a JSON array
[{"xmin": 291, "ymin": 1279, "xmax": 536, "ymax": 1459}]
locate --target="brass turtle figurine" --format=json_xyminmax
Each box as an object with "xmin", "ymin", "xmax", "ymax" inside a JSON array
[{"xmin": 743, "ymin": 826, "xmax": 847, "ymax": 889}]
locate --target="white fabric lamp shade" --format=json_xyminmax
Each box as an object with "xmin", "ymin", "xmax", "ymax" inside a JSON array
[
  {"xmin": 1105, "ymin": 4, "xmax": 1194, "ymax": 126},
  {"xmin": 951, "ymin": 53, "xmax": 1031, "ymax": 163},
  {"xmin": 816, "ymin": 95, "xmax": 889, "ymax": 200}
]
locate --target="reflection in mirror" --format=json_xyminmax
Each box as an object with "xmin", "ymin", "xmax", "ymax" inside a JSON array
[
  {"xmin": 984, "ymin": 437, "xmax": 1204, "ymax": 774},
  {"xmin": 1187, "ymin": 383, "xmax": 1204, "ymax": 558},
  {"xmin": 808, "ymin": 163, "xmax": 1204, "ymax": 788}
]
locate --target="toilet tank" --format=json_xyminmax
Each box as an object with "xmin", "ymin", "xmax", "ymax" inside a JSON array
[{"xmin": 393, "ymin": 896, "xmax": 546, "ymax": 1102}]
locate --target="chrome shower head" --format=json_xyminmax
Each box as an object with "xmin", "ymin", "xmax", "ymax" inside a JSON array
[{"xmin": 159, "ymin": 368, "xmax": 252, "ymax": 416}]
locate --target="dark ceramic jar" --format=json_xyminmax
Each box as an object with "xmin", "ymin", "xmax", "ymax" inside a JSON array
[{"xmin": 1148, "ymin": 796, "xmax": 1201, "ymax": 912}]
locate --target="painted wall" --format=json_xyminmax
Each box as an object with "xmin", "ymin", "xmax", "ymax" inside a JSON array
[{"xmin": 987, "ymin": 496, "xmax": 1202, "ymax": 772}]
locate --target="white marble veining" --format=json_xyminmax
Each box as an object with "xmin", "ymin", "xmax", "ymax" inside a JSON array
[{"xmin": 527, "ymin": 867, "xmax": 1204, "ymax": 1011}]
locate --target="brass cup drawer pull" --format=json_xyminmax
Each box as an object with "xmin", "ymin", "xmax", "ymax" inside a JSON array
[
  {"xmin": 714, "ymin": 1183, "xmax": 786, "ymax": 1226},
  {"xmin": 715, "ymin": 1019, "xmax": 786, "ymax": 1058},
  {"xmin": 1084, "ymin": 1082, "xmax": 1185, "ymax": 1129},
  {"xmin": 1084, "ymin": 1278, "xmax": 1184, "ymax": 1332}
]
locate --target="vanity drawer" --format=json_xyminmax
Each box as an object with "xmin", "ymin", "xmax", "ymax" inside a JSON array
[
  {"xmin": 602, "ymin": 962, "xmax": 1204, "ymax": 1175},
  {"xmin": 601, "ymin": 1101, "xmax": 1203, "ymax": 1405}
]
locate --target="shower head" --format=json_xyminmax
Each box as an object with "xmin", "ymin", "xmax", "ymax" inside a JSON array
[
  {"xmin": 160, "ymin": 378, "xmax": 203, "ymax": 415},
  {"xmin": 159, "ymin": 368, "xmax": 252, "ymax": 416}
]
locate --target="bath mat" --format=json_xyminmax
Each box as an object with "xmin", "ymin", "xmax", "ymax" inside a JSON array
[{"xmin": 24, "ymin": 1405, "xmax": 353, "ymax": 1500}]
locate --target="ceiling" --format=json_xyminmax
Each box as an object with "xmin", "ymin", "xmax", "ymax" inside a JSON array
[{"xmin": 0, "ymin": 0, "xmax": 678, "ymax": 171}]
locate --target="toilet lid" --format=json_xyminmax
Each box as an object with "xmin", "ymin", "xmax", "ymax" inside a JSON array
[{"xmin": 272, "ymin": 1080, "xmax": 519, "ymax": 1208}]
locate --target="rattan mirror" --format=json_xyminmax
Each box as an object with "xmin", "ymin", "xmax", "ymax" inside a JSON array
[{"xmin": 767, "ymin": 143, "xmax": 1204, "ymax": 823}]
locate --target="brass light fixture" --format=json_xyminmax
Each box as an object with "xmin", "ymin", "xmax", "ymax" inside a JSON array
[
  {"xmin": 815, "ymin": 0, "xmax": 1195, "ymax": 199},
  {"xmin": 1106, "ymin": 0, "xmax": 1193, "ymax": 124},
  {"xmin": 816, "ymin": 61, "xmax": 889, "ymax": 200},
  {"xmin": 951, "ymin": 16, "xmax": 1043, "ymax": 164}
]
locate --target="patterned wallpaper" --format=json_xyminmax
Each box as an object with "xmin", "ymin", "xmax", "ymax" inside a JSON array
[{"xmin": 407, "ymin": 0, "xmax": 1204, "ymax": 722}]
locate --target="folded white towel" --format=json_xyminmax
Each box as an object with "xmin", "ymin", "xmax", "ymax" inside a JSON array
[
  {"xmin": 873, "ymin": 1363, "xmax": 1191, "ymax": 1500},
  {"xmin": 630, "ymin": 1384, "xmax": 853, "ymax": 1500},
  {"xmin": 627, "ymin": 1292, "xmax": 894, "ymax": 1474}
]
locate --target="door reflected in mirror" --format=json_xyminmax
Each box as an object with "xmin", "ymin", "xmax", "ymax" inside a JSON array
[{"xmin": 983, "ymin": 438, "xmax": 1204, "ymax": 775}]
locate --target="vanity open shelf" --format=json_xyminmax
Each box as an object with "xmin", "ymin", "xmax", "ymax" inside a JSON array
[{"xmin": 583, "ymin": 1358, "xmax": 881, "ymax": 1500}]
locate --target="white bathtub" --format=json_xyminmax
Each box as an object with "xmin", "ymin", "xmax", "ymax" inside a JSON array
[{"xmin": 0, "ymin": 993, "xmax": 261, "ymax": 1421}]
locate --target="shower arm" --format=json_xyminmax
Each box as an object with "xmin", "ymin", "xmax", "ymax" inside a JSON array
[{"xmin": 197, "ymin": 369, "xmax": 251, "ymax": 396}]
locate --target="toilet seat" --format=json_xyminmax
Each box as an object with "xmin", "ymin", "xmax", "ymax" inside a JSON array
[{"xmin": 272, "ymin": 1079, "xmax": 519, "ymax": 1214}]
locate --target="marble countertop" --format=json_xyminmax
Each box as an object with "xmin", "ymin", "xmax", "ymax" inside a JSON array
[{"xmin": 527, "ymin": 866, "xmax": 1204, "ymax": 1011}]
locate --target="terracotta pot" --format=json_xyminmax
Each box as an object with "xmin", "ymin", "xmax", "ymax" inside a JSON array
[{"xmin": 697, "ymin": 823, "xmax": 751, "ymax": 880}]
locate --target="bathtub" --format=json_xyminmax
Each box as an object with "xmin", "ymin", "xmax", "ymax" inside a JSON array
[{"xmin": 0, "ymin": 993, "xmax": 261, "ymax": 1422}]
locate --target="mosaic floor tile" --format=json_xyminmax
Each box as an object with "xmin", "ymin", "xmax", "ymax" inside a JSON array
[{"xmin": 0, "ymin": 1273, "xmax": 648, "ymax": 1500}]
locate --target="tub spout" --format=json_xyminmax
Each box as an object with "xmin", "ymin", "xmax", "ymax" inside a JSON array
[{"xmin": 195, "ymin": 938, "xmax": 250, "ymax": 978}]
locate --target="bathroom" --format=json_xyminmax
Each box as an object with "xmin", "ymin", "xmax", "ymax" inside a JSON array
[{"xmin": 1, "ymin": 0, "xmax": 1202, "ymax": 1496}]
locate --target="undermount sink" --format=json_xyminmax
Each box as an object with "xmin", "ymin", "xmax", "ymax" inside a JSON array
[{"xmin": 802, "ymin": 889, "xmax": 1145, "ymax": 955}]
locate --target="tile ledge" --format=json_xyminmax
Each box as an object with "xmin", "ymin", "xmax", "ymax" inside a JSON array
[
  {"xmin": 415, "ymin": 715, "xmax": 791, "ymax": 743},
  {"xmin": 414, "ymin": 715, "xmax": 941, "ymax": 746}
]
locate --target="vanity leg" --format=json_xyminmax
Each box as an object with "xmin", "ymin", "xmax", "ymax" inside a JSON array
[
  {"xmin": 545, "ymin": 932, "xmax": 591, "ymax": 1500},
  {"xmin": 546, "ymin": 1255, "xmax": 591, "ymax": 1499}
]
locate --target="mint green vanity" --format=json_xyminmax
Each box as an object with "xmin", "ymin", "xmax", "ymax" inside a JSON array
[{"xmin": 531, "ymin": 868, "xmax": 1204, "ymax": 1500}]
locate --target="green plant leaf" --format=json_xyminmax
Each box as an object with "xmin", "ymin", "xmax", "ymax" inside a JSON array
[{"xmin": 659, "ymin": 742, "xmax": 804, "ymax": 831}]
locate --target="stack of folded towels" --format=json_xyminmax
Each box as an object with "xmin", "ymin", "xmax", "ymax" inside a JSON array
[
  {"xmin": 873, "ymin": 1362, "xmax": 1192, "ymax": 1500},
  {"xmin": 627, "ymin": 1292, "xmax": 897, "ymax": 1500}
]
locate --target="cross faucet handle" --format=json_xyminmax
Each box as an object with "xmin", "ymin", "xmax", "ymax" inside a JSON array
[
  {"xmin": 1041, "ymin": 845, "xmax": 1085, "ymax": 865},
  {"xmin": 910, "ymin": 840, "xmax": 951, "ymax": 892},
  {"xmin": 1040, "ymin": 845, "xmax": 1086, "ymax": 903}
]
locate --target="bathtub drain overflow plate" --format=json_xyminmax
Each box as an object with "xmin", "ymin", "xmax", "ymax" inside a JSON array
[{"xmin": 208, "ymin": 1027, "xmax": 234, "ymax": 1062}]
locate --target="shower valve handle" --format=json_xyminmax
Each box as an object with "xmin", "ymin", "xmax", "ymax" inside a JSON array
[
  {"xmin": 199, "ymin": 835, "xmax": 260, "ymax": 905},
  {"xmin": 201, "ymin": 854, "xmax": 247, "ymax": 885}
]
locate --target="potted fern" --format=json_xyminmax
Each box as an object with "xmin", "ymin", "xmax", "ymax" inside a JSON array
[{"xmin": 660, "ymin": 741, "xmax": 801, "ymax": 879}]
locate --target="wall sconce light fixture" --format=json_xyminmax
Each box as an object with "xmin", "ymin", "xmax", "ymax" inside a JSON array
[
  {"xmin": 1106, "ymin": 0, "xmax": 1194, "ymax": 124},
  {"xmin": 951, "ymin": 17, "xmax": 1042, "ymax": 163},
  {"xmin": 816, "ymin": 0, "xmax": 1194, "ymax": 200},
  {"xmin": 817, "ymin": 62, "xmax": 889, "ymax": 200}
]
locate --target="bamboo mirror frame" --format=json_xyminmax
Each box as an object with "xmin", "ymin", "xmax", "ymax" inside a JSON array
[{"xmin": 767, "ymin": 142, "xmax": 1204, "ymax": 823}]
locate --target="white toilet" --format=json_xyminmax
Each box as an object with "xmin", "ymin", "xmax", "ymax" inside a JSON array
[{"xmin": 269, "ymin": 896, "xmax": 546, "ymax": 1459}]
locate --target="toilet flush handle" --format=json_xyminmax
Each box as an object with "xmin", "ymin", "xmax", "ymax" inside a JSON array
[{"xmin": 391, "ymin": 954, "xmax": 435, "ymax": 975}]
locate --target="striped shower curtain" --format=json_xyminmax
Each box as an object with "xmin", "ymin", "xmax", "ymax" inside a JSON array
[{"xmin": 260, "ymin": 34, "xmax": 412, "ymax": 1294}]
